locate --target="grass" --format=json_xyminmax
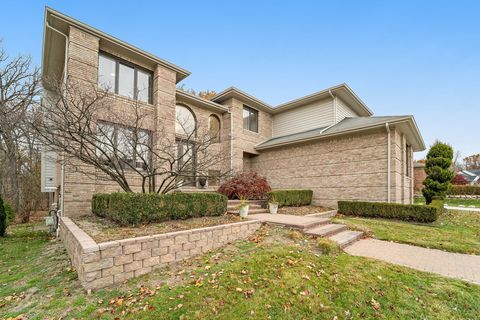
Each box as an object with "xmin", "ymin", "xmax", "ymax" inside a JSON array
[
  {"xmin": 414, "ymin": 196, "xmax": 480, "ymax": 207},
  {"xmin": 1, "ymin": 223, "xmax": 479, "ymax": 319},
  {"xmin": 334, "ymin": 210, "xmax": 480, "ymax": 255}
]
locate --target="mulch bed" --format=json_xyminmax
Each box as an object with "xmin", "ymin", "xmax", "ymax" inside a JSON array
[
  {"xmin": 277, "ymin": 205, "xmax": 331, "ymax": 216},
  {"xmin": 72, "ymin": 214, "xmax": 242, "ymax": 243}
]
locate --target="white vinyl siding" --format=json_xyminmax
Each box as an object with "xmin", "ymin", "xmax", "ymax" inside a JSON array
[
  {"xmin": 336, "ymin": 98, "xmax": 358, "ymax": 123},
  {"xmin": 273, "ymin": 99, "xmax": 334, "ymax": 137},
  {"xmin": 41, "ymin": 148, "xmax": 57, "ymax": 192}
]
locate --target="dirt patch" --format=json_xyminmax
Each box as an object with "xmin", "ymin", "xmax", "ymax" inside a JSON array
[
  {"xmin": 277, "ymin": 205, "xmax": 331, "ymax": 216},
  {"xmin": 72, "ymin": 214, "xmax": 243, "ymax": 243}
]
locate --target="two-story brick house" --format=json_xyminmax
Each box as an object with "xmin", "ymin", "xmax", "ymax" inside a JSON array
[{"xmin": 41, "ymin": 8, "xmax": 425, "ymax": 216}]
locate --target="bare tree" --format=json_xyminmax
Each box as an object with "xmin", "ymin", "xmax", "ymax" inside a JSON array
[
  {"xmin": 36, "ymin": 78, "xmax": 230, "ymax": 194},
  {"xmin": 0, "ymin": 43, "xmax": 43, "ymax": 221},
  {"xmin": 451, "ymin": 150, "xmax": 464, "ymax": 172}
]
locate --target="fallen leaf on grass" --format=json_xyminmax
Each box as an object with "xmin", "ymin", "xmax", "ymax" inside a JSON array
[{"xmin": 371, "ymin": 298, "xmax": 381, "ymax": 310}]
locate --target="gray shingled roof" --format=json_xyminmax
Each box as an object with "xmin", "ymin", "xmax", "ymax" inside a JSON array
[{"xmin": 256, "ymin": 116, "xmax": 412, "ymax": 149}]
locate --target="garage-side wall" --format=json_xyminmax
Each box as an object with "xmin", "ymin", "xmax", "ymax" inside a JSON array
[
  {"xmin": 249, "ymin": 129, "xmax": 389, "ymax": 208},
  {"xmin": 391, "ymin": 128, "xmax": 414, "ymax": 204}
]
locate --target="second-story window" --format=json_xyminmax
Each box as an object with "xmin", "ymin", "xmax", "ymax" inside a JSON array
[
  {"xmin": 243, "ymin": 105, "xmax": 258, "ymax": 132},
  {"xmin": 98, "ymin": 52, "xmax": 153, "ymax": 104}
]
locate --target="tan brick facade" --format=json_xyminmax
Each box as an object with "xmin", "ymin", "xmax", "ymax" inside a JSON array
[
  {"xmin": 60, "ymin": 217, "xmax": 261, "ymax": 290},
  {"xmin": 249, "ymin": 127, "xmax": 412, "ymax": 208},
  {"xmin": 45, "ymin": 15, "xmax": 420, "ymax": 216}
]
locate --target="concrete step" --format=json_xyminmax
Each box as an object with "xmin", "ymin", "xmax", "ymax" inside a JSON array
[
  {"xmin": 227, "ymin": 199, "xmax": 266, "ymax": 205},
  {"xmin": 328, "ymin": 230, "xmax": 363, "ymax": 248},
  {"xmin": 304, "ymin": 223, "xmax": 347, "ymax": 237},
  {"xmin": 228, "ymin": 208, "xmax": 269, "ymax": 214},
  {"xmin": 227, "ymin": 204, "xmax": 263, "ymax": 210},
  {"xmin": 305, "ymin": 210, "xmax": 337, "ymax": 219},
  {"xmin": 246, "ymin": 214, "xmax": 330, "ymax": 230}
]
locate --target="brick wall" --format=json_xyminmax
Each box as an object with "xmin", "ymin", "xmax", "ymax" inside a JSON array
[
  {"xmin": 59, "ymin": 217, "xmax": 261, "ymax": 291},
  {"xmin": 414, "ymin": 165, "xmax": 426, "ymax": 193},
  {"xmin": 218, "ymin": 97, "xmax": 273, "ymax": 172},
  {"xmin": 61, "ymin": 26, "xmax": 178, "ymax": 217},
  {"xmin": 250, "ymin": 128, "xmax": 387, "ymax": 208}
]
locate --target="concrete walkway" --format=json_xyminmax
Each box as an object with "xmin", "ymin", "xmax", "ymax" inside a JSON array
[
  {"xmin": 345, "ymin": 239, "xmax": 480, "ymax": 285},
  {"xmin": 445, "ymin": 205, "xmax": 480, "ymax": 212}
]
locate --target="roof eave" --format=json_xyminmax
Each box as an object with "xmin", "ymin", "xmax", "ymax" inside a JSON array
[
  {"xmin": 211, "ymin": 87, "xmax": 274, "ymax": 112},
  {"xmin": 256, "ymin": 117, "xmax": 425, "ymax": 151},
  {"xmin": 272, "ymin": 83, "xmax": 373, "ymax": 116},
  {"xmin": 176, "ymin": 90, "xmax": 229, "ymax": 113}
]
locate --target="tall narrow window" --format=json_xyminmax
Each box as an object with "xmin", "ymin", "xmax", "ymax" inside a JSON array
[
  {"xmin": 136, "ymin": 69, "xmax": 151, "ymax": 103},
  {"xmin": 118, "ymin": 63, "xmax": 135, "ymax": 98},
  {"xmin": 98, "ymin": 55, "xmax": 116, "ymax": 92},
  {"xmin": 176, "ymin": 105, "xmax": 196, "ymax": 136},
  {"xmin": 405, "ymin": 144, "xmax": 411, "ymax": 177},
  {"xmin": 243, "ymin": 105, "xmax": 258, "ymax": 132},
  {"xmin": 135, "ymin": 130, "xmax": 150, "ymax": 169},
  {"xmin": 208, "ymin": 114, "xmax": 221, "ymax": 142},
  {"xmin": 117, "ymin": 127, "xmax": 134, "ymax": 167},
  {"xmin": 96, "ymin": 122, "xmax": 115, "ymax": 158}
]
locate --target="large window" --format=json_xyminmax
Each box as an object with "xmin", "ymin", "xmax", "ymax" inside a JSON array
[
  {"xmin": 98, "ymin": 52, "xmax": 153, "ymax": 104},
  {"xmin": 208, "ymin": 114, "xmax": 221, "ymax": 142},
  {"xmin": 243, "ymin": 105, "xmax": 258, "ymax": 132},
  {"xmin": 96, "ymin": 122, "xmax": 151, "ymax": 169},
  {"xmin": 176, "ymin": 105, "xmax": 196, "ymax": 136}
]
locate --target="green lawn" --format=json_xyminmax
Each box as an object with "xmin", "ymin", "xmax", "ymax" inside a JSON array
[
  {"xmin": 334, "ymin": 210, "xmax": 480, "ymax": 255},
  {"xmin": 1, "ymin": 223, "xmax": 479, "ymax": 319},
  {"xmin": 414, "ymin": 196, "xmax": 480, "ymax": 208}
]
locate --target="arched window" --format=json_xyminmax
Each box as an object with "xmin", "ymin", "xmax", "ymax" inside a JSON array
[
  {"xmin": 176, "ymin": 105, "xmax": 196, "ymax": 136},
  {"xmin": 208, "ymin": 114, "xmax": 221, "ymax": 143}
]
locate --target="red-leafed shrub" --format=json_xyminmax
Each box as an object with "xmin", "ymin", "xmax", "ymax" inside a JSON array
[
  {"xmin": 451, "ymin": 173, "xmax": 468, "ymax": 185},
  {"xmin": 218, "ymin": 172, "xmax": 271, "ymax": 200}
]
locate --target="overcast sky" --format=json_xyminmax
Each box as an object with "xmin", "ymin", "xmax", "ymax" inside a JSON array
[{"xmin": 1, "ymin": 0, "xmax": 478, "ymax": 159}]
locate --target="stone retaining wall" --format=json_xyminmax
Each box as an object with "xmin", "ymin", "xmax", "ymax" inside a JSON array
[{"xmin": 59, "ymin": 217, "xmax": 261, "ymax": 291}]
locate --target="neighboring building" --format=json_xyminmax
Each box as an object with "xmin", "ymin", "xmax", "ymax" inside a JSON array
[
  {"xmin": 413, "ymin": 161, "xmax": 426, "ymax": 193},
  {"xmin": 41, "ymin": 8, "xmax": 425, "ymax": 216},
  {"xmin": 455, "ymin": 170, "xmax": 480, "ymax": 185},
  {"xmin": 464, "ymin": 154, "xmax": 480, "ymax": 170}
]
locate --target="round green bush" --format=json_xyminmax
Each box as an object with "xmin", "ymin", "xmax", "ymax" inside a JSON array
[{"xmin": 422, "ymin": 141, "xmax": 454, "ymax": 204}]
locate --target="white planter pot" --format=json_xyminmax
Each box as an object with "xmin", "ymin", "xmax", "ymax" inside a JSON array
[
  {"xmin": 269, "ymin": 203, "xmax": 278, "ymax": 214},
  {"xmin": 239, "ymin": 205, "xmax": 249, "ymax": 217}
]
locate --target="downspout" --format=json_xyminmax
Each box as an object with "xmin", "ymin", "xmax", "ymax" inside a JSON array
[
  {"xmin": 328, "ymin": 90, "xmax": 337, "ymax": 124},
  {"xmin": 228, "ymin": 108, "xmax": 233, "ymax": 172},
  {"xmin": 46, "ymin": 20, "xmax": 69, "ymax": 220},
  {"xmin": 385, "ymin": 123, "xmax": 391, "ymax": 203}
]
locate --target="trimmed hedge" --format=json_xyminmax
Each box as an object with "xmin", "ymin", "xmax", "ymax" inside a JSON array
[
  {"xmin": 338, "ymin": 200, "xmax": 443, "ymax": 223},
  {"xmin": 92, "ymin": 192, "xmax": 228, "ymax": 226},
  {"xmin": 266, "ymin": 189, "xmax": 313, "ymax": 206},
  {"xmin": 448, "ymin": 185, "xmax": 480, "ymax": 195}
]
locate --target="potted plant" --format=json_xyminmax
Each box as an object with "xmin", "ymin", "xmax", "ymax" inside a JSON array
[
  {"xmin": 269, "ymin": 197, "xmax": 279, "ymax": 214},
  {"xmin": 198, "ymin": 176, "xmax": 207, "ymax": 189},
  {"xmin": 237, "ymin": 198, "xmax": 249, "ymax": 218}
]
